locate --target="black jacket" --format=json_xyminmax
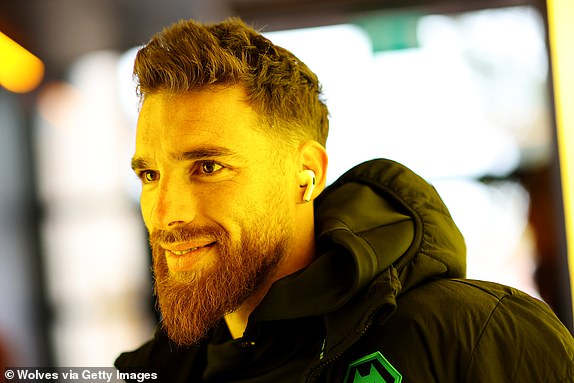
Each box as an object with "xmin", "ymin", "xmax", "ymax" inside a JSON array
[{"xmin": 116, "ymin": 159, "xmax": 574, "ymax": 382}]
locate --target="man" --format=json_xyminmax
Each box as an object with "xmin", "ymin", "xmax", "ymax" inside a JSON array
[{"xmin": 116, "ymin": 18, "xmax": 574, "ymax": 382}]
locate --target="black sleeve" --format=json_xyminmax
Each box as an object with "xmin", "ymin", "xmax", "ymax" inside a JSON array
[{"xmin": 462, "ymin": 286, "xmax": 574, "ymax": 382}]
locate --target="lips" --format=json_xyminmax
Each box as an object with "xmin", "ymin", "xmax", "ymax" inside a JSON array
[
  {"xmin": 162, "ymin": 241, "xmax": 217, "ymax": 272},
  {"xmin": 170, "ymin": 244, "xmax": 213, "ymax": 256},
  {"xmin": 163, "ymin": 241, "xmax": 216, "ymax": 255}
]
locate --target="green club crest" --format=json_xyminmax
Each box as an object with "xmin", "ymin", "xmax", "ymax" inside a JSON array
[{"xmin": 343, "ymin": 351, "xmax": 402, "ymax": 383}]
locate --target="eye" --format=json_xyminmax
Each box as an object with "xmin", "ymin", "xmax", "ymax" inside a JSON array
[
  {"xmin": 200, "ymin": 161, "xmax": 223, "ymax": 175},
  {"xmin": 139, "ymin": 170, "xmax": 158, "ymax": 183}
]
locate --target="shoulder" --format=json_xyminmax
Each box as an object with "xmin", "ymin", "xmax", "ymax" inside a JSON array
[
  {"xmin": 440, "ymin": 279, "xmax": 574, "ymax": 381},
  {"xmin": 393, "ymin": 278, "xmax": 559, "ymax": 328},
  {"xmin": 341, "ymin": 278, "xmax": 574, "ymax": 382}
]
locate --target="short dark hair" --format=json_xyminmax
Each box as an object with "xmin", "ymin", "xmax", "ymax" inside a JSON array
[{"xmin": 134, "ymin": 18, "xmax": 329, "ymax": 146}]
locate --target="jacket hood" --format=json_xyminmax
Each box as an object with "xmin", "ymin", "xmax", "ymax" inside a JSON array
[{"xmin": 250, "ymin": 159, "xmax": 466, "ymax": 323}]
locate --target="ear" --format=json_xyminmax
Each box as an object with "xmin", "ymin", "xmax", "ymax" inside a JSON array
[{"xmin": 297, "ymin": 140, "xmax": 328, "ymax": 203}]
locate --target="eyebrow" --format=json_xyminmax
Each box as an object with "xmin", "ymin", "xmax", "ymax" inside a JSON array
[{"xmin": 130, "ymin": 146, "xmax": 236, "ymax": 170}]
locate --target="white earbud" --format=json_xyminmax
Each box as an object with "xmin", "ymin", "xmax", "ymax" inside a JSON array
[{"xmin": 299, "ymin": 170, "xmax": 316, "ymax": 202}]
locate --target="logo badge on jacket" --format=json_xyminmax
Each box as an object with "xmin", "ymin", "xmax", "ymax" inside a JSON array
[{"xmin": 343, "ymin": 351, "xmax": 402, "ymax": 383}]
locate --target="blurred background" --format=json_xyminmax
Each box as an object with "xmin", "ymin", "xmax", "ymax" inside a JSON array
[{"xmin": 1, "ymin": 0, "xmax": 573, "ymax": 369}]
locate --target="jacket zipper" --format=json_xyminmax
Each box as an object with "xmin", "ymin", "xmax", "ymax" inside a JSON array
[{"xmin": 304, "ymin": 307, "xmax": 385, "ymax": 382}]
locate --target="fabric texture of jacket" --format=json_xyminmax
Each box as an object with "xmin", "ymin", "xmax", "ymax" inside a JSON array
[{"xmin": 115, "ymin": 159, "xmax": 574, "ymax": 382}]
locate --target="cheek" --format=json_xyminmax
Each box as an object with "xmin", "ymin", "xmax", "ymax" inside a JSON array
[
  {"xmin": 213, "ymin": 182, "xmax": 273, "ymax": 230},
  {"xmin": 140, "ymin": 193, "xmax": 154, "ymax": 229},
  {"xmin": 247, "ymin": 177, "xmax": 295, "ymax": 221}
]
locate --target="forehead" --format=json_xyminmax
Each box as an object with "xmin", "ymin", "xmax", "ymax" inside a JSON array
[{"xmin": 135, "ymin": 86, "xmax": 264, "ymax": 149}]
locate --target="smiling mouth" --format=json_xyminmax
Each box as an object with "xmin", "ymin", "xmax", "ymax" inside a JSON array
[
  {"xmin": 168, "ymin": 242, "xmax": 216, "ymax": 256},
  {"xmin": 163, "ymin": 241, "xmax": 218, "ymax": 272}
]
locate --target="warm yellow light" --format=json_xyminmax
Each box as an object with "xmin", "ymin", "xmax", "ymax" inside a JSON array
[
  {"xmin": 547, "ymin": 0, "xmax": 574, "ymax": 318},
  {"xmin": 0, "ymin": 31, "xmax": 45, "ymax": 93}
]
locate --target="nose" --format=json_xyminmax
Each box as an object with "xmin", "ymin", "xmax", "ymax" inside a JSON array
[{"xmin": 147, "ymin": 177, "xmax": 197, "ymax": 230}]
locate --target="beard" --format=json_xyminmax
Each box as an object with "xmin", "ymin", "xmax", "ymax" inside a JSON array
[{"xmin": 150, "ymin": 217, "xmax": 291, "ymax": 346}]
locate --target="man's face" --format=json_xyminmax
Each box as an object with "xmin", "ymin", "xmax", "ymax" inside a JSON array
[{"xmin": 132, "ymin": 86, "xmax": 298, "ymax": 345}]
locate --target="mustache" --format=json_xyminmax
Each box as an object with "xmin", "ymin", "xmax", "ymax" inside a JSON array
[{"xmin": 149, "ymin": 225, "xmax": 225, "ymax": 245}]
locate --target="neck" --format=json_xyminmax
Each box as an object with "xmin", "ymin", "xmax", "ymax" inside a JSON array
[{"xmin": 224, "ymin": 283, "xmax": 271, "ymax": 339}]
